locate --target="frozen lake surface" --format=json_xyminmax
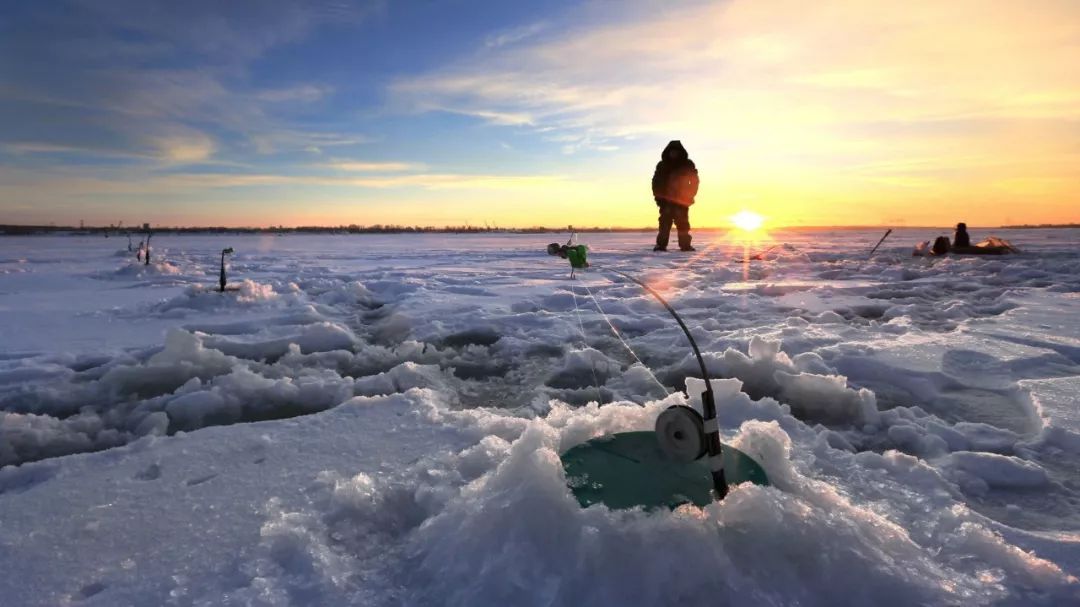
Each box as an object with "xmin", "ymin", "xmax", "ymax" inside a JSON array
[{"xmin": 1, "ymin": 228, "xmax": 1078, "ymax": 605}]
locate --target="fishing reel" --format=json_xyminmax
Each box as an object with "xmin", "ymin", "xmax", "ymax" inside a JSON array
[
  {"xmin": 546, "ymin": 240, "xmax": 589, "ymax": 278},
  {"xmin": 655, "ymin": 405, "xmax": 707, "ymax": 462}
]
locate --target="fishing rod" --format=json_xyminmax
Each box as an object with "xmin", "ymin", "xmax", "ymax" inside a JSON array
[
  {"xmin": 867, "ymin": 228, "xmax": 893, "ymax": 259},
  {"xmin": 602, "ymin": 268, "xmax": 712, "ymax": 398},
  {"xmin": 601, "ymin": 267, "xmax": 727, "ymax": 498},
  {"xmin": 547, "ymin": 239, "xmax": 728, "ymax": 498}
]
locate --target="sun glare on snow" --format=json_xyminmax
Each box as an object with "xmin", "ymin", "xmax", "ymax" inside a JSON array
[{"xmin": 731, "ymin": 211, "xmax": 764, "ymax": 232}]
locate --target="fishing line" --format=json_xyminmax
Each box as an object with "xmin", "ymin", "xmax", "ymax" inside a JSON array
[
  {"xmin": 600, "ymin": 268, "xmax": 712, "ymax": 393},
  {"xmin": 570, "ymin": 280, "xmax": 605, "ymax": 405},
  {"xmin": 579, "ymin": 280, "xmax": 670, "ymax": 398}
]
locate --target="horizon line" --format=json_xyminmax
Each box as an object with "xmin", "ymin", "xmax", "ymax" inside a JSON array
[{"xmin": 3, "ymin": 222, "xmax": 1078, "ymax": 233}]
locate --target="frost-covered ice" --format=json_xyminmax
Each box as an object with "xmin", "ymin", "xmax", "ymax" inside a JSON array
[{"xmin": 1, "ymin": 229, "xmax": 1078, "ymax": 606}]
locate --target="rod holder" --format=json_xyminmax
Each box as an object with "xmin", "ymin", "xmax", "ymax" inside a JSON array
[{"xmin": 219, "ymin": 247, "xmax": 234, "ymax": 292}]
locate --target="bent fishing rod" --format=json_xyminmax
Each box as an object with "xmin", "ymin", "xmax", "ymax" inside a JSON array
[
  {"xmin": 600, "ymin": 267, "xmax": 727, "ymax": 498},
  {"xmin": 551, "ymin": 248, "xmax": 729, "ymax": 499}
]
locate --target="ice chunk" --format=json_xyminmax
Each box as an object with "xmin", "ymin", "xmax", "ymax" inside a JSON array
[{"xmin": 944, "ymin": 451, "xmax": 1049, "ymax": 489}]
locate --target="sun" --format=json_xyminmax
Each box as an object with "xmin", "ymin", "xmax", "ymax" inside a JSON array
[{"xmin": 730, "ymin": 210, "xmax": 764, "ymax": 232}]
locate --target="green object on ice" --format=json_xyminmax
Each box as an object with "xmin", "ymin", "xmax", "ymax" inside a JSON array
[
  {"xmin": 561, "ymin": 431, "xmax": 770, "ymax": 510},
  {"xmin": 566, "ymin": 244, "xmax": 588, "ymax": 269}
]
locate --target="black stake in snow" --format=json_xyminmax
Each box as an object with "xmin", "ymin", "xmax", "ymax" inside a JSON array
[
  {"xmin": 219, "ymin": 247, "xmax": 234, "ymax": 292},
  {"xmin": 867, "ymin": 229, "xmax": 893, "ymax": 259},
  {"xmin": 144, "ymin": 230, "xmax": 153, "ymax": 265},
  {"xmin": 603, "ymin": 267, "xmax": 728, "ymax": 500}
]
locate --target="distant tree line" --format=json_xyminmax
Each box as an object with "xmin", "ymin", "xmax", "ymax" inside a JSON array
[
  {"xmin": 1000, "ymin": 223, "xmax": 1080, "ymax": 229},
  {"xmin": 6, "ymin": 222, "xmax": 1074, "ymax": 237},
  {"xmin": 0, "ymin": 223, "xmax": 658, "ymax": 236}
]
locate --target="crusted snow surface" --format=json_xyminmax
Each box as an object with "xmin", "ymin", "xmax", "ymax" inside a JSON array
[{"xmin": 1, "ymin": 230, "xmax": 1079, "ymax": 606}]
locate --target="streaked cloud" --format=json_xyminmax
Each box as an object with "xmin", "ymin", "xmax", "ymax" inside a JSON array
[
  {"xmin": 392, "ymin": 1, "xmax": 1080, "ymax": 143},
  {"xmin": 66, "ymin": 0, "xmax": 380, "ymax": 61},
  {"xmin": 149, "ymin": 131, "xmax": 216, "ymax": 164},
  {"xmin": 339, "ymin": 172, "xmax": 562, "ymax": 190},
  {"xmin": 0, "ymin": 164, "xmax": 562, "ymax": 193},
  {"xmin": 256, "ymin": 85, "xmax": 335, "ymax": 104},
  {"xmin": 385, "ymin": 0, "xmax": 1079, "ymax": 225},
  {"xmin": 0, "ymin": 1, "xmax": 379, "ymax": 163},
  {"xmin": 250, "ymin": 131, "xmax": 371, "ymax": 156},
  {"xmin": 484, "ymin": 21, "xmax": 548, "ymax": 49},
  {"xmin": 3, "ymin": 142, "xmax": 142, "ymax": 158},
  {"xmin": 325, "ymin": 161, "xmax": 421, "ymax": 172}
]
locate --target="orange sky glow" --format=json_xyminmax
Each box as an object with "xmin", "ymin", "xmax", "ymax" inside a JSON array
[{"xmin": 1, "ymin": 0, "xmax": 1077, "ymax": 228}]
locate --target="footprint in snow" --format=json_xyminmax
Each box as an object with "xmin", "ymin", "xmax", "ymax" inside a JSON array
[
  {"xmin": 77, "ymin": 581, "xmax": 107, "ymax": 599},
  {"xmin": 133, "ymin": 463, "xmax": 161, "ymax": 481},
  {"xmin": 185, "ymin": 473, "xmax": 218, "ymax": 487}
]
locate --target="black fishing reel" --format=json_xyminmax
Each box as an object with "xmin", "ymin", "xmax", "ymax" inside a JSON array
[{"xmin": 655, "ymin": 405, "xmax": 707, "ymax": 462}]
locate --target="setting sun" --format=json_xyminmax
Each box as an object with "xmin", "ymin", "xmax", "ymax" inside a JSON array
[{"xmin": 731, "ymin": 211, "xmax": 765, "ymax": 232}]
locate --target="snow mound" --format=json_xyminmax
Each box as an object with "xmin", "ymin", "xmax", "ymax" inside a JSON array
[
  {"xmin": 0, "ymin": 411, "xmax": 128, "ymax": 467},
  {"xmin": 100, "ymin": 259, "xmax": 183, "ymax": 279},
  {"xmin": 700, "ymin": 337, "xmax": 880, "ymax": 426},
  {"xmin": 353, "ymin": 362, "xmax": 452, "ymax": 397},
  {"xmin": 164, "ymin": 366, "xmax": 354, "ymax": 431},
  {"xmin": 0, "ymin": 329, "xmax": 364, "ymax": 465},
  {"xmin": 226, "ymin": 397, "xmax": 1077, "ymax": 606},
  {"xmin": 153, "ymin": 279, "xmax": 283, "ymax": 314},
  {"xmin": 101, "ymin": 329, "xmax": 239, "ymax": 398},
  {"xmin": 202, "ymin": 322, "xmax": 358, "ymax": 360},
  {"xmin": 3, "ymin": 230, "xmax": 1080, "ymax": 604},
  {"xmin": 944, "ymin": 451, "xmax": 1050, "ymax": 491}
]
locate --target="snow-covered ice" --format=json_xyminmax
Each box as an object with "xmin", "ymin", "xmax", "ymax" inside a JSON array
[{"xmin": 1, "ymin": 228, "xmax": 1078, "ymax": 605}]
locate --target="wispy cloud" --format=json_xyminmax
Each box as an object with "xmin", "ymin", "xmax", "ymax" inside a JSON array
[
  {"xmin": 0, "ymin": 164, "xmax": 563, "ymax": 194},
  {"xmin": 3, "ymin": 142, "xmax": 144, "ymax": 158},
  {"xmin": 382, "ymin": 0, "xmax": 1079, "ymax": 226},
  {"xmin": 338, "ymin": 172, "xmax": 562, "ymax": 189},
  {"xmin": 68, "ymin": 0, "xmax": 380, "ymax": 61},
  {"xmin": 0, "ymin": 1, "xmax": 382, "ymax": 164},
  {"xmin": 391, "ymin": 0, "xmax": 1080, "ymax": 156},
  {"xmin": 250, "ymin": 131, "xmax": 370, "ymax": 155},
  {"xmin": 484, "ymin": 21, "xmax": 548, "ymax": 49},
  {"xmin": 325, "ymin": 161, "xmax": 421, "ymax": 172},
  {"xmin": 149, "ymin": 131, "xmax": 216, "ymax": 164},
  {"xmin": 256, "ymin": 84, "xmax": 335, "ymax": 104},
  {"xmin": 4, "ymin": 131, "xmax": 220, "ymax": 165}
]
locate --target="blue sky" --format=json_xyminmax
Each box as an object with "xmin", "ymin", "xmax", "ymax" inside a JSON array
[{"xmin": 2, "ymin": 0, "xmax": 1078, "ymax": 227}]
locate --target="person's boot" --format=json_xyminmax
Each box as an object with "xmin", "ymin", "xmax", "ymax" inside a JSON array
[
  {"xmin": 678, "ymin": 233, "xmax": 694, "ymax": 251},
  {"xmin": 655, "ymin": 233, "xmax": 669, "ymax": 251}
]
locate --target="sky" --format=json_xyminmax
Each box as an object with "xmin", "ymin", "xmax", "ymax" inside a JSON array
[{"xmin": 1, "ymin": 0, "xmax": 1078, "ymax": 229}]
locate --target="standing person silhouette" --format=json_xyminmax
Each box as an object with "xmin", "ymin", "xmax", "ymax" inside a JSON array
[{"xmin": 651, "ymin": 140, "xmax": 699, "ymax": 252}]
